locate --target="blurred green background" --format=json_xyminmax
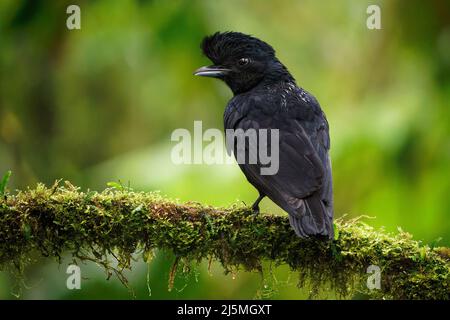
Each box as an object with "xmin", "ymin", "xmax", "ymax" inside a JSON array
[{"xmin": 0, "ymin": 0, "xmax": 449, "ymax": 299}]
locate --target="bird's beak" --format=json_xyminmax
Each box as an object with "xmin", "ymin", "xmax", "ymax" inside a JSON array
[{"xmin": 193, "ymin": 65, "xmax": 230, "ymax": 78}]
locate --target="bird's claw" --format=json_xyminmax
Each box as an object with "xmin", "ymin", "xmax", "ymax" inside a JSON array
[{"xmin": 251, "ymin": 205, "xmax": 260, "ymax": 216}]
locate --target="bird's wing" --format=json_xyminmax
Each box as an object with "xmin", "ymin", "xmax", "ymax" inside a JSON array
[
  {"xmin": 235, "ymin": 117, "xmax": 324, "ymax": 200},
  {"xmin": 225, "ymin": 95, "xmax": 333, "ymax": 238},
  {"xmin": 224, "ymin": 96, "xmax": 325, "ymax": 201}
]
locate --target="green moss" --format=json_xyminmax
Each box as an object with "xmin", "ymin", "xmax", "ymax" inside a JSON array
[{"xmin": 0, "ymin": 182, "xmax": 448, "ymax": 299}]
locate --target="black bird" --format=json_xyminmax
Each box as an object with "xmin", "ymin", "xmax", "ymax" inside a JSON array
[{"xmin": 194, "ymin": 32, "xmax": 334, "ymax": 239}]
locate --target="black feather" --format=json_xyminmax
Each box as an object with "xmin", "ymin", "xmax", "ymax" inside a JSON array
[{"xmin": 198, "ymin": 32, "xmax": 334, "ymax": 239}]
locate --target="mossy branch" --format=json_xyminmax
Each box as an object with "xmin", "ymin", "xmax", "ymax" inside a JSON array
[{"xmin": 0, "ymin": 182, "xmax": 449, "ymax": 299}]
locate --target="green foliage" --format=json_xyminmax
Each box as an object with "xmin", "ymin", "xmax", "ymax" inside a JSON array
[
  {"xmin": 0, "ymin": 171, "xmax": 11, "ymax": 196},
  {"xmin": 106, "ymin": 180, "xmax": 132, "ymax": 191},
  {"xmin": 0, "ymin": 183, "xmax": 448, "ymax": 300},
  {"xmin": 0, "ymin": 0, "xmax": 449, "ymax": 298}
]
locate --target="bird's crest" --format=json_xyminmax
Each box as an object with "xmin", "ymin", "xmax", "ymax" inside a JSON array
[{"xmin": 200, "ymin": 31, "xmax": 275, "ymax": 64}]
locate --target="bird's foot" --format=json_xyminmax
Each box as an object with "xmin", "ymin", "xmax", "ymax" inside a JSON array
[{"xmin": 251, "ymin": 204, "xmax": 260, "ymax": 216}]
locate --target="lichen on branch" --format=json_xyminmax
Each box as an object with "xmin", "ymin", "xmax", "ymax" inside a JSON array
[{"xmin": 0, "ymin": 182, "xmax": 448, "ymax": 299}]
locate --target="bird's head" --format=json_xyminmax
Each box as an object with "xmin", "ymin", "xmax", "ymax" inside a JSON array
[{"xmin": 194, "ymin": 31, "xmax": 294, "ymax": 95}]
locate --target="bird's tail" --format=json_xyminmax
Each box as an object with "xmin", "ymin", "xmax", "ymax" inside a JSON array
[{"xmin": 288, "ymin": 195, "xmax": 334, "ymax": 239}]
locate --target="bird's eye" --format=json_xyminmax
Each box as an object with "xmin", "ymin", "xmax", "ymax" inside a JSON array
[{"xmin": 238, "ymin": 58, "xmax": 250, "ymax": 66}]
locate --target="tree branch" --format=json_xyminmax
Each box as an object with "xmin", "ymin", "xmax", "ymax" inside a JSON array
[{"xmin": 0, "ymin": 182, "xmax": 448, "ymax": 299}]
